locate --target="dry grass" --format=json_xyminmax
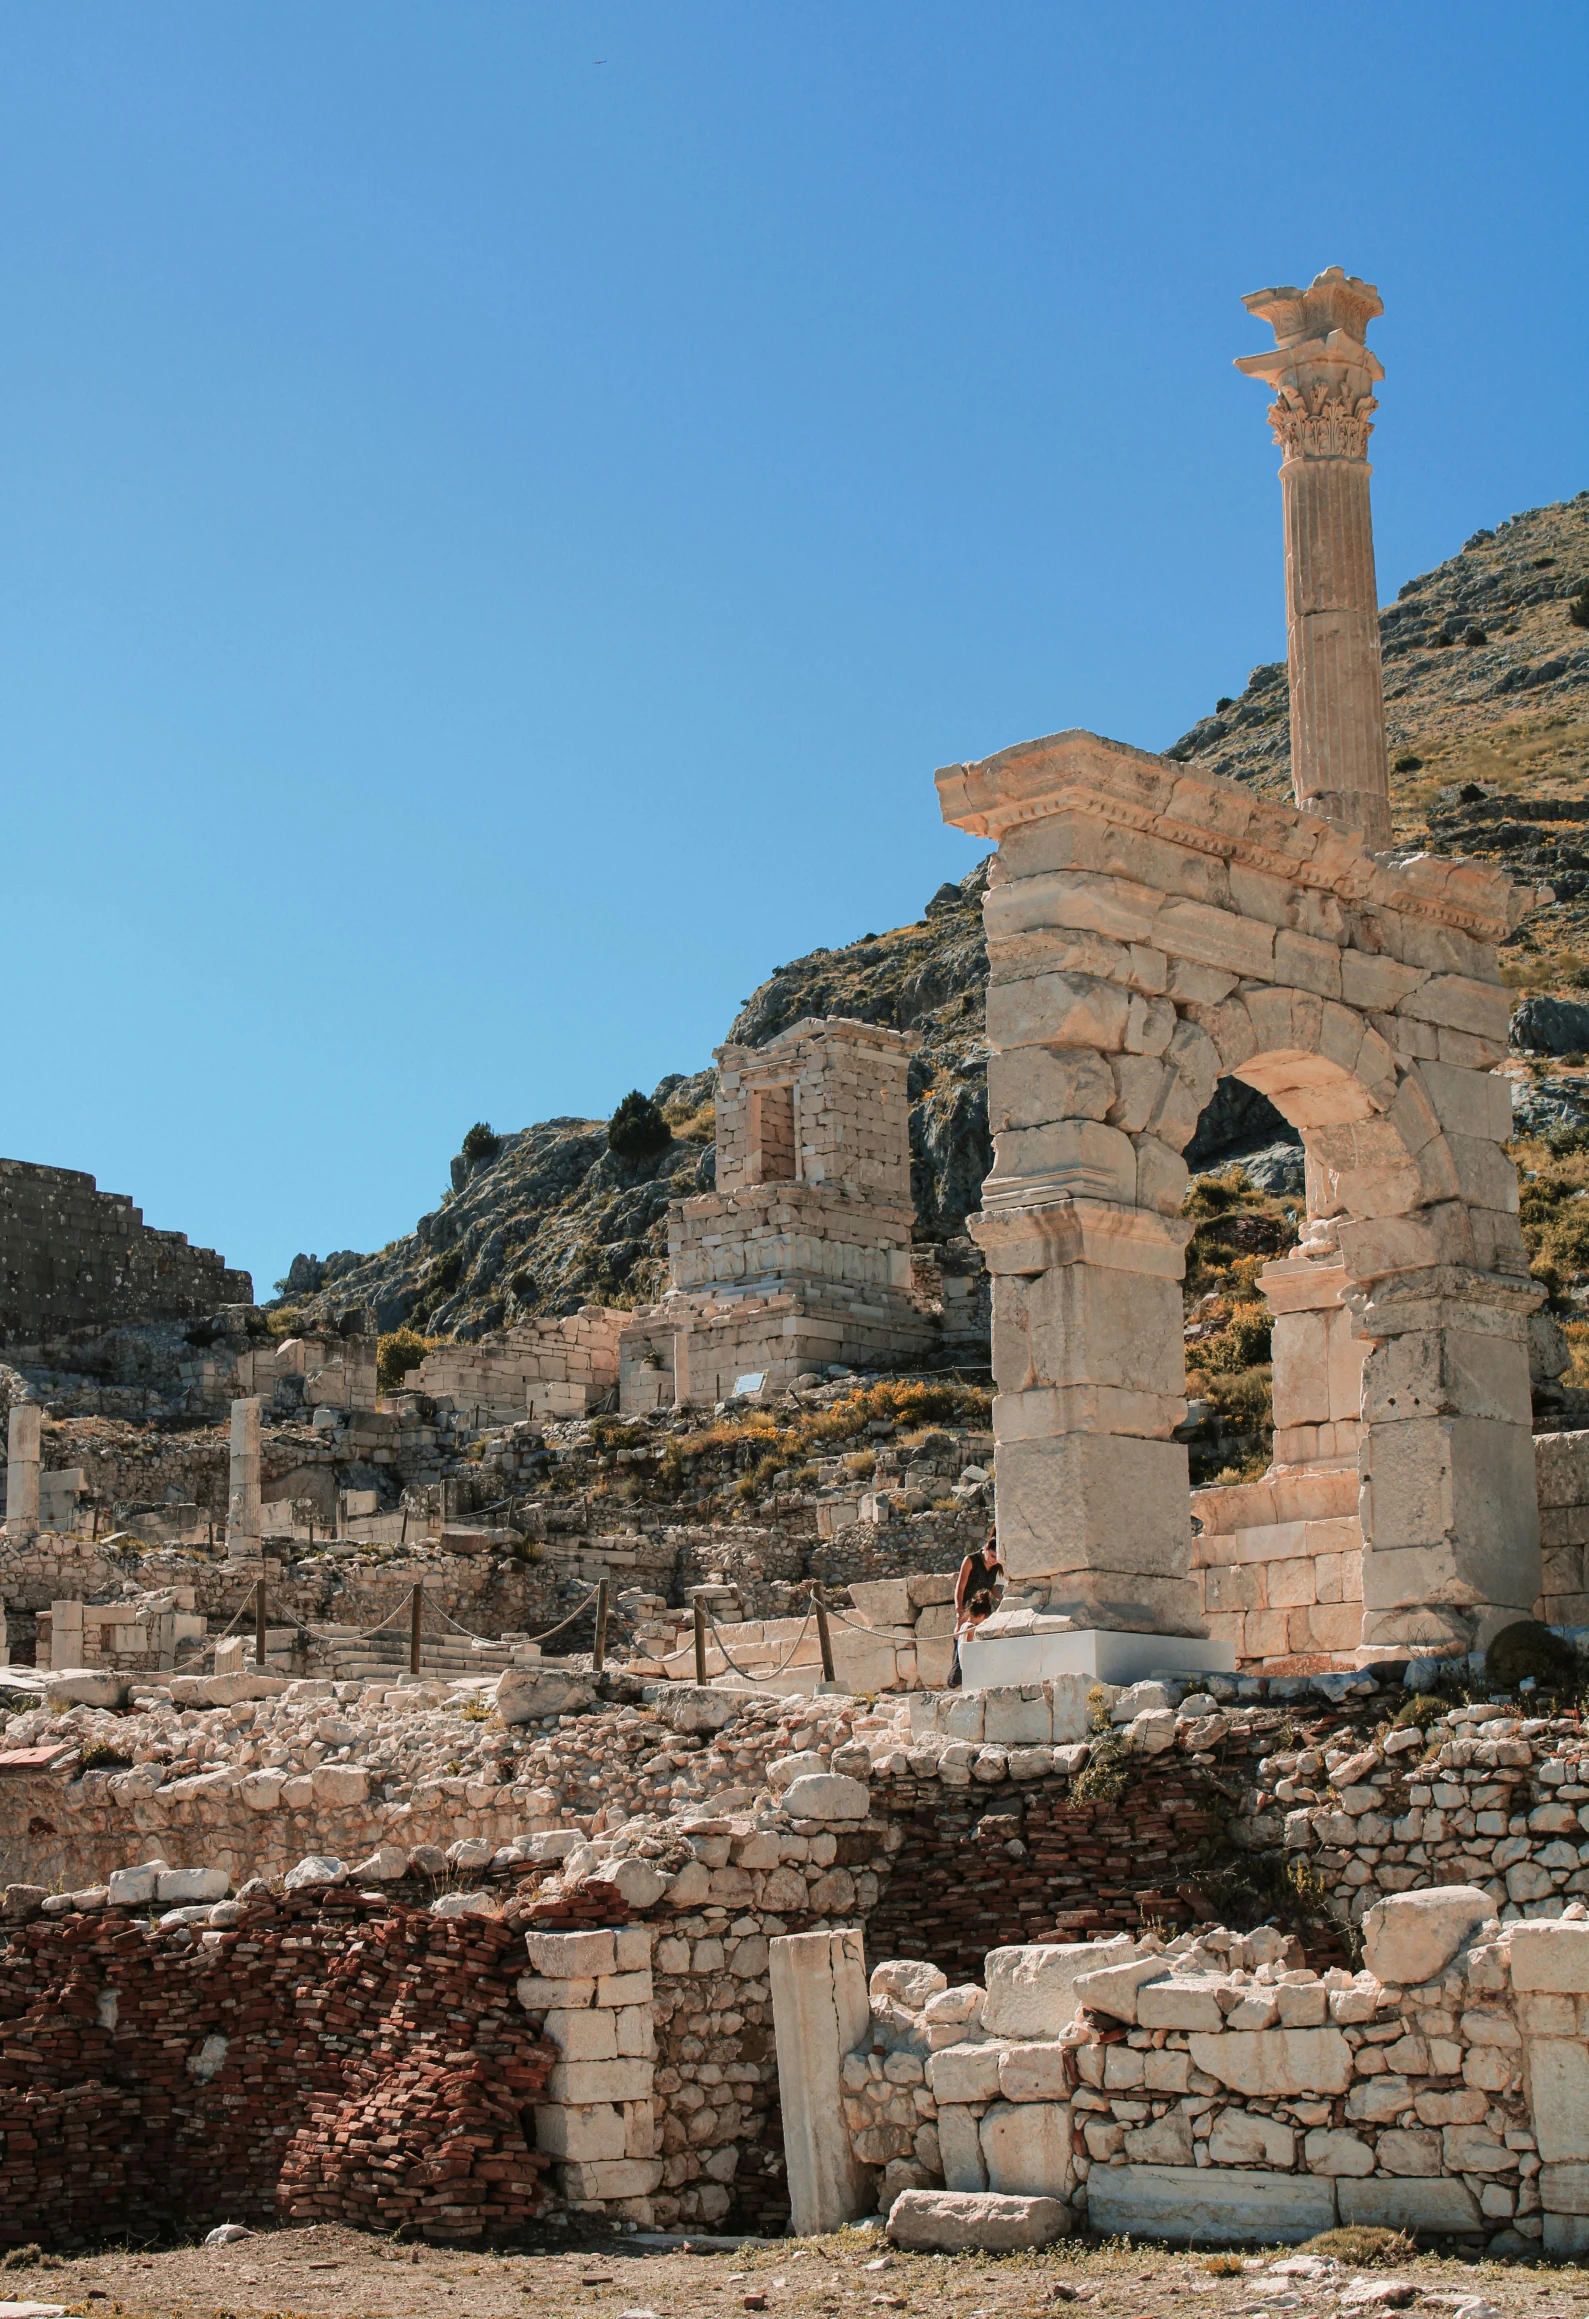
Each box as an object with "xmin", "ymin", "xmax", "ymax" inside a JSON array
[{"xmin": 5, "ymin": 2217, "xmax": 1567, "ymax": 2319}]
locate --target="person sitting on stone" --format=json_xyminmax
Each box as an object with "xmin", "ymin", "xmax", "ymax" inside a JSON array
[{"xmin": 948, "ymin": 1532, "xmax": 1003, "ymax": 1688}]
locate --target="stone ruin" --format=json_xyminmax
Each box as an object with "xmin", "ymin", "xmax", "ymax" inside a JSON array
[
  {"xmin": 13, "ymin": 264, "xmax": 1589, "ymax": 2263},
  {"xmin": 0, "ymin": 1155, "xmax": 251, "ymax": 1341},
  {"xmin": 616, "ymin": 1018, "xmax": 938, "ymax": 1410},
  {"xmin": 939, "ymin": 265, "xmax": 1550, "ymax": 1688}
]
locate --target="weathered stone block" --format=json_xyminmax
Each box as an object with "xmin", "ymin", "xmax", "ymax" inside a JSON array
[
  {"xmin": 1186, "ymin": 2028, "xmax": 1351, "ymax": 2096},
  {"xmin": 1087, "ymin": 2163, "xmax": 1335, "ymax": 2245},
  {"xmin": 1335, "ymin": 2176, "xmax": 1482, "ymax": 2234},
  {"xmin": 1360, "ymin": 1887, "xmax": 1490, "ymax": 1987},
  {"xmin": 979, "ymin": 2100, "xmax": 1071, "ymax": 2198},
  {"xmin": 984, "ymin": 1937, "xmax": 1143, "ymax": 2038},
  {"xmin": 885, "ymin": 2188, "xmax": 1069, "ymax": 2251}
]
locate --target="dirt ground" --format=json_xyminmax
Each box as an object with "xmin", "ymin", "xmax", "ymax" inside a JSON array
[{"xmin": 4, "ymin": 2224, "xmax": 1589, "ymax": 2319}]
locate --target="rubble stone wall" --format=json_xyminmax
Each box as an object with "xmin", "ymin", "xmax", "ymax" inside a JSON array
[{"xmin": 848, "ymin": 1894, "xmax": 1589, "ymax": 2253}]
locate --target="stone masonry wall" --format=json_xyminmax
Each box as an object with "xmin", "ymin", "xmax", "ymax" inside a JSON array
[{"xmin": 0, "ymin": 1158, "xmax": 252, "ymax": 1341}]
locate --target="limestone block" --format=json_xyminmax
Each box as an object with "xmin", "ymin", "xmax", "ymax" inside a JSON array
[
  {"xmin": 1335, "ymin": 2177, "xmax": 1482, "ymax": 2234},
  {"xmin": 984, "ymin": 1937, "xmax": 1144, "ymax": 2038},
  {"xmin": 936, "ymin": 2105, "xmax": 989, "ymax": 2193},
  {"xmin": 1044, "ymin": 1676, "xmax": 1097, "ymax": 1745},
  {"xmin": 1136, "ymin": 1136, "xmax": 1190, "ymax": 1216},
  {"xmin": 992, "ymin": 1120, "xmax": 1138, "ymax": 1201},
  {"xmin": 993, "ymin": 1264, "xmax": 1186, "ymax": 1399},
  {"xmin": 1538, "ymin": 2163, "xmax": 1589, "ymax": 2214},
  {"xmin": 1207, "ymin": 2111, "xmax": 1294, "ymax": 2167},
  {"xmin": 983, "ymin": 1687, "xmax": 1052, "ymax": 1746},
  {"xmin": 533, "ymin": 2102, "xmax": 627, "ymax": 2161},
  {"xmin": 770, "ymin": 1929, "xmax": 872, "ymax": 2236},
  {"xmin": 1375, "ymin": 2129, "xmax": 1441, "ymax": 2176},
  {"xmin": 1124, "ymin": 2112, "xmax": 1194, "ymax": 2166},
  {"xmin": 1527, "ymin": 2038, "xmax": 1589, "ymax": 2165},
  {"xmin": 1398, "ymin": 973, "xmax": 1512, "ymax": 1041},
  {"xmin": 310, "ymin": 1763, "xmax": 368, "ymax": 1807},
  {"xmin": 1360, "ymin": 1887, "xmax": 1491, "ymax": 1986},
  {"xmin": 557, "ymin": 2157, "xmax": 662, "ymax": 2199},
  {"xmin": 107, "ymin": 1861, "xmax": 166, "ymax": 1905},
  {"xmin": 779, "ymin": 1773, "xmax": 869, "ymax": 1821},
  {"xmin": 1358, "ymin": 1416, "xmax": 1540, "ymax": 1615},
  {"xmin": 927, "ymin": 2042, "xmax": 1005, "ymax": 2105},
  {"xmin": 1136, "ymin": 1978, "xmax": 1225, "ymax": 2032},
  {"xmin": 1070, "ymin": 1955, "xmax": 1173, "ymax": 2025},
  {"xmin": 545, "ymin": 2008, "xmax": 618, "ymax": 2061},
  {"xmin": 526, "ymin": 1929, "xmax": 618, "ymax": 1977},
  {"xmin": 987, "ymin": 1046, "xmax": 1115, "ymax": 1131},
  {"xmin": 1109, "ymin": 1053, "xmax": 1170, "ymax": 1133},
  {"xmin": 156, "ymin": 1868, "xmax": 229, "ymax": 1904},
  {"xmin": 1087, "ymin": 2163, "xmax": 1335, "ymax": 2246},
  {"xmin": 993, "ymin": 1434, "xmax": 1191, "ymax": 1586},
  {"xmin": 547, "ymin": 2057, "xmax": 657, "ymax": 2106},
  {"xmin": 1508, "ymin": 1921, "xmax": 1589, "ymax": 1993},
  {"xmin": 1186, "ymin": 2029, "xmax": 1352, "ymax": 2097},
  {"xmin": 996, "ymin": 2043, "xmax": 1071, "ymax": 2103},
  {"xmin": 979, "ymin": 2100, "xmax": 1071, "ymax": 2198},
  {"xmin": 885, "ymin": 2188, "xmax": 1068, "ymax": 2251},
  {"xmin": 986, "ymin": 972, "xmax": 1131, "ymax": 1054}
]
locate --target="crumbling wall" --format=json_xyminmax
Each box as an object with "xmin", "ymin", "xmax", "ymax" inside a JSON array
[
  {"xmin": 0, "ymin": 1885, "xmax": 553, "ymax": 2248},
  {"xmin": 0, "ymin": 1158, "xmax": 251, "ymax": 1341}
]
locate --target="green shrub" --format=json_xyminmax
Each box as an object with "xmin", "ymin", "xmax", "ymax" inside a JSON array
[
  {"xmin": 461, "ymin": 1121, "xmax": 501, "ymax": 1166},
  {"xmin": 377, "ymin": 1328, "xmax": 432, "ymax": 1392},
  {"xmin": 608, "ymin": 1091, "xmax": 672, "ymax": 1163}
]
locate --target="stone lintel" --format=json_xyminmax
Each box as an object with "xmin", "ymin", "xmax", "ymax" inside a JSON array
[{"xmin": 1259, "ymin": 1252, "xmax": 1351, "ymax": 1315}]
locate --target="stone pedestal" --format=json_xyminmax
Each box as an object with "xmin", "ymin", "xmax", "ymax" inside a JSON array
[
  {"xmin": 226, "ymin": 1397, "xmax": 262, "ymax": 1560},
  {"xmin": 970, "ymin": 1196, "xmax": 1203, "ymax": 1636},
  {"xmin": 1237, "ymin": 267, "xmax": 1391, "ymax": 850},
  {"xmin": 770, "ymin": 1928, "xmax": 872, "ymax": 2236},
  {"xmin": 4, "ymin": 1403, "xmax": 40, "ymax": 1544},
  {"xmin": 1353, "ymin": 1266, "xmax": 1542, "ymax": 1655},
  {"xmin": 959, "ymin": 1625, "xmax": 1234, "ymax": 1689}
]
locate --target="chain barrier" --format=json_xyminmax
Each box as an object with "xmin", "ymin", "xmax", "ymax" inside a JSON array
[{"xmin": 704, "ymin": 1604, "xmax": 815, "ymax": 1682}]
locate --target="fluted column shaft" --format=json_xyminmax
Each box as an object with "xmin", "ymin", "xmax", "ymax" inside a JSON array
[{"xmin": 1280, "ymin": 443, "xmax": 1391, "ymax": 849}]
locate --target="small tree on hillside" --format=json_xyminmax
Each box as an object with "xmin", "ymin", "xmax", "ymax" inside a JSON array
[{"xmin": 608, "ymin": 1090, "xmax": 671, "ymax": 1163}]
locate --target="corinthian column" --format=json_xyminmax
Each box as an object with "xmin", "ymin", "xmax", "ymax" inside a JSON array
[{"xmin": 1237, "ymin": 267, "xmax": 1392, "ymax": 851}]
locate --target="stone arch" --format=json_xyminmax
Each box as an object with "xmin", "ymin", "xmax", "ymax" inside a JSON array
[{"xmin": 947, "ymin": 726, "xmax": 1542, "ymax": 1665}]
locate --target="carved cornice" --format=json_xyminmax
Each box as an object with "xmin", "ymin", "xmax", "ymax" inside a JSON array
[{"xmin": 934, "ymin": 727, "xmax": 1541, "ymax": 943}]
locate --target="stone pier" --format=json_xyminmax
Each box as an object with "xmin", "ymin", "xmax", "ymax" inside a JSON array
[
  {"xmin": 3, "ymin": 1402, "xmax": 41, "ymax": 1545},
  {"xmin": 1236, "ymin": 267, "xmax": 1392, "ymax": 850},
  {"xmin": 225, "ymin": 1396, "xmax": 261, "ymax": 1559},
  {"xmin": 770, "ymin": 1929, "xmax": 873, "ymax": 2237}
]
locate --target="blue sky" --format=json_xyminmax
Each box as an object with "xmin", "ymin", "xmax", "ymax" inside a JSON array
[{"xmin": 1, "ymin": 3, "xmax": 1584, "ymax": 1298}]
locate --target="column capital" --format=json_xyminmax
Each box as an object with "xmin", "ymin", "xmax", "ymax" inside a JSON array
[{"xmin": 1236, "ymin": 266, "xmax": 1383, "ymax": 462}]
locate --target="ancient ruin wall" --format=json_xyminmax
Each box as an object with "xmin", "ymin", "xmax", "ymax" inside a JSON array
[
  {"xmin": 0, "ymin": 1889, "xmax": 554, "ymax": 2248},
  {"xmin": 0, "ymin": 1159, "xmax": 252, "ymax": 1343}
]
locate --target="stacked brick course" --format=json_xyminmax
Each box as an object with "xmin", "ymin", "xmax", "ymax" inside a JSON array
[{"xmin": 0, "ymin": 1887, "xmax": 554, "ymax": 2247}]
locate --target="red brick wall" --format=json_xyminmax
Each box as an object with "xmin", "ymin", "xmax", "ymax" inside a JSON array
[{"xmin": 0, "ymin": 1891, "xmax": 555, "ymax": 2247}]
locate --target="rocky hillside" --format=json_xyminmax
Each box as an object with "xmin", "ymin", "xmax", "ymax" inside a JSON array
[{"xmin": 283, "ymin": 493, "xmax": 1588, "ymax": 1347}]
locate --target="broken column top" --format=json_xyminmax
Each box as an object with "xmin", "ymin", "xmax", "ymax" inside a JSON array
[{"xmin": 1235, "ymin": 265, "xmax": 1384, "ymax": 456}]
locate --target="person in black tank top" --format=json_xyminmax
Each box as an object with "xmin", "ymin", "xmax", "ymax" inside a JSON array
[{"xmin": 949, "ymin": 1532, "xmax": 1003, "ymax": 1688}]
